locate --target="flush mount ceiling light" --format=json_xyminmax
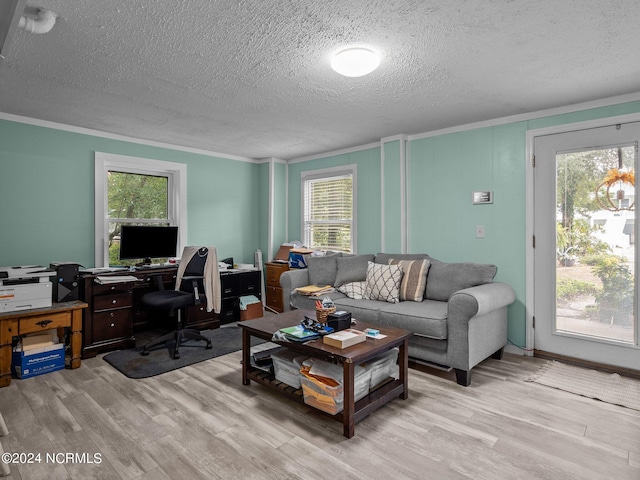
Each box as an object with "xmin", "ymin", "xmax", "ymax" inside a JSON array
[{"xmin": 331, "ymin": 48, "xmax": 380, "ymax": 77}]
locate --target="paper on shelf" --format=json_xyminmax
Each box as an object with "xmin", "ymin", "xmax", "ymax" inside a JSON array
[{"xmin": 95, "ymin": 275, "xmax": 141, "ymax": 285}]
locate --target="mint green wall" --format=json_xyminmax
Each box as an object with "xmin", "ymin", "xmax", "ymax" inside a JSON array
[
  {"xmin": 409, "ymin": 122, "xmax": 527, "ymax": 347},
  {"xmin": 408, "ymin": 100, "xmax": 640, "ymax": 348},
  {"xmin": 287, "ymin": 147, "xmax": 382, "ymax": 254},
  {"xmin": 0, "ymin": 119, "xmax": 261, "ymax": 268},
  {"xmin": 383, "ymin": 140, "xmax": 402, "ymax": 252},
  {"xmin": 287, "ymin": 100, "xmax": 640, "ymax": 350}
]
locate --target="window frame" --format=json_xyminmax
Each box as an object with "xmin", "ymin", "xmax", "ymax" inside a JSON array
[
  {"xmin": 301, "ymin": 164, "xmax": 357, "ymax": 253},
  {"xmin": 94, "ymin": 152, "xmax": 187, "ymax": 267}
]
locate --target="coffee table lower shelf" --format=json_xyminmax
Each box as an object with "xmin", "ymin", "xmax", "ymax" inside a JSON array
[
  {"xmin": 246, "ymin": 366, "xmax": 406, "ymax": 430},
  {"xmin": 240, "ymin": 310, "xmax": 411, "ymax": 438}
]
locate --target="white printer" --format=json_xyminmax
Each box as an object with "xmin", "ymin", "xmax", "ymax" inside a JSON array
[{"xmin": 0, "ymin": 266, "xmax": 53, "ymax": 312}]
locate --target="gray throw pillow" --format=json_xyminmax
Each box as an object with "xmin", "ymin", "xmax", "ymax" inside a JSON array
[
  {"xmin": 306, "ymin": 254, "xmax": 341, "ymax": 286},
  {"xmin": 425, "ymin": 256, "xmax": 497, "ymax": 301},
  {"xmin": 334, "ymin": 254, "xmax": 374, "ymax": 286}
]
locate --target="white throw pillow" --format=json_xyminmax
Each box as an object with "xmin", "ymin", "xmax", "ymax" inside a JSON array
[
  {"xmin": 337, "ymin": 281, "xmax": 367, "ymax": 299},
  {"xmin": 364, "ymin": 261, "xmax": 403, "ymax": 303}
]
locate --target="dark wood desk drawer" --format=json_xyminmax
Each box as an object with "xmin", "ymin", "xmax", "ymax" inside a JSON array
[
  {"xmin": 19, "ymin": 311, "xmax": 70, "ymax": 333},
  {"xmin": 92, "ymin": 282, "xmax": 132, "ymax": 296},
  {"xmin": 139, "ymin": 272, "xmax": 177, "ymax": 286},
  {"xmin": 186, "ymin": 304, "xmax": 209, "ymax": 321},
  {"xmin": 92, "ymin": 309, "xmax": 131, "ymax": 342},
  {"xmin": 93, "ymin": 293, "xmax": 133, "ymax": 312}
]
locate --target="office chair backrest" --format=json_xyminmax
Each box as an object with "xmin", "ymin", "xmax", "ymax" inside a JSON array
[{"xmin": 179, "ymin": 247, "xmax": 208, "ymax": 294}]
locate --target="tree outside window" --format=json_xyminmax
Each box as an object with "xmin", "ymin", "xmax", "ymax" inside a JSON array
[{"xmin": 107, "ymin": 171, "xmax": 170, "ymax": 265}]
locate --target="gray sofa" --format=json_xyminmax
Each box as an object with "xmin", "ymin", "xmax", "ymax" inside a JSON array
[{"xmin": 280, "ymin": 253, "xmax": 516, "ymax": 386}]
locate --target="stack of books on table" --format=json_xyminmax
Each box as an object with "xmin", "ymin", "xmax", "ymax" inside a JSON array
[
  {"xmin": 294, "ymin": 284, "xmax": 335, "ymax": 296},
  {"xmin": 279, "ymin": 325, "xmax": 333, "ymax": 342}
]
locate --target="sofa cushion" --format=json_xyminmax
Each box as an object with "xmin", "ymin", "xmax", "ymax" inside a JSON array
[
  {"xmin": 332, "ymin": 297, "xmax": 385, "ymax": 323},
  {"xmin": 334, "ymin": 254, "xmax": 374, "ymax": 286},
  {"xmin": 425, "ymin": 257, "xmax": 497, "ymax": 301},
  {"xmin": 389, "ymin": 258, "xmax": 430, "ymax": 302},
  {"xmin": 306, "ymin": 253, "xmax": 341, "ymax": 286},
  {"xmin": 378, "ymin": 300, "xmax": 448, "ymax": 339},
  {"xmin": 364, "ymin": 262, "xmax": 403, "ymax": 303},
  {"xmin": 336, "ymin": 281, "xmax": 367, "ymax": 299},
  {"xmin": 374, "ymin": 253, "xmax": 428, "ymax": 265}
]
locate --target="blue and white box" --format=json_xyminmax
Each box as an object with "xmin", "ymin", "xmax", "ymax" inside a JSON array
[{"xmin": 12, "ymin": 343, "xmax": 65, "ymax": 379}]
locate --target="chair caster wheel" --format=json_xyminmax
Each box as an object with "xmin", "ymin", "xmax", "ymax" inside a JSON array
[
  {"xmin": 173, "ymin": 352, "xmax": 180, "ymax": 359},
  {"xmin": 206, "ymin": 342, "xmax": 212, "ymax": 349},
  {"xmin": 141, "ymin": 350, "xmax": 150, "ymax": 356}
]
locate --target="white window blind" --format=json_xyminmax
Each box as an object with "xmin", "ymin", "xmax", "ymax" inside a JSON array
[{"xmin": 302, "ymin": 167, "xmax": 355, "ymax": 253}]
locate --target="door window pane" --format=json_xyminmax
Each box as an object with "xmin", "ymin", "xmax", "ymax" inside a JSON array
[{"xmin": 556, "ymin": 146, "xmax": 635, "ymax": 343}]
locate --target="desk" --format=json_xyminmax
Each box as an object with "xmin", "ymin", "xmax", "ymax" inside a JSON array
[
  {"xmin": 0, "ymin": 301, "xmax": 87, "ymax": 388},
  {"xmin": 80, "ymin": 267, "xmax": 261, "ymax": 358}
]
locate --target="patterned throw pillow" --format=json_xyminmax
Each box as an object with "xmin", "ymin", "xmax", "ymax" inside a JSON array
[
  {"xmin": 337, "ymin": 281, "xmax": 367, "ymax": 299},
  {"xmin": 364, "ymin": 262, "xmax": 403, "ymax": 303},
  {"xmin": 389, "ymin": 258, "xmax": 430, "ymax": 302}
]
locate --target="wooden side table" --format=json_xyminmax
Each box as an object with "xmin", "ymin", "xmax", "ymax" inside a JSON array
[{"xmin": 0, "ymin": 301, "xmax": 87, "ymax": 388}]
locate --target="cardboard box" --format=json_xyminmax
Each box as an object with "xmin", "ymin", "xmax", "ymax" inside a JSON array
[
  {"xmin": 240, "ymin": 301, "xmax": 263, "ymax": 321},
  {"xmin": 22, "ymin": 333, "xmax": 54, "ymax": 351},
  {"xmin": 12, "ymin": 343, "xmax": 65, "ymax": 379},
  {"xmin": 274, "ymin": 244, "xmax": 293, "ymax": 262},
  {"xmin": 322, "ymin": 329, "xmax": 366, "ymax": 348}
]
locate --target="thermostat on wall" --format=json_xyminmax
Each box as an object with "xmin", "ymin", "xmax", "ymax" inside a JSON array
[{"xmin": 473, "ymin": 191, "xmax": 493, "ymax": 204}]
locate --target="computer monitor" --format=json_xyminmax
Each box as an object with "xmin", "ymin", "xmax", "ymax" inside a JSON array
[{"xmin": 119, "ymin": 225, "xmax": 178, "ymax": 265}]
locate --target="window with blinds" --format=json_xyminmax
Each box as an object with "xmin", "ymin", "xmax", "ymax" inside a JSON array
[{"xmin": 302, "ymin": 166, "xmax": 356, "ymax": 253}]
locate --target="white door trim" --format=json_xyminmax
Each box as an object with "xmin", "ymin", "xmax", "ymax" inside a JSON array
[{"xmin": 525, "ymin": 112, "xmax": 640, "ymax": 356}]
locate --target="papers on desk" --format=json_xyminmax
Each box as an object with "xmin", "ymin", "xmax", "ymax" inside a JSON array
[
  {"xmin": 95, "ymin": 275, "xmax": 141, "ymax": 285},
  {"xmin": 81, "ymin": 267, "xmax": 128, "ymax": 274}
]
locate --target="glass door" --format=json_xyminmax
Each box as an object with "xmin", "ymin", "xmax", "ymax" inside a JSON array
[{"xmin": 533, "ymin": 123, "xmax": 640, "ymax": 370}]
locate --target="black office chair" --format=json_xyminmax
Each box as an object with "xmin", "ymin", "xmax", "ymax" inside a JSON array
[{"xmin": 140, "ymin": 247, "xmax": 213, "ymax": 359}]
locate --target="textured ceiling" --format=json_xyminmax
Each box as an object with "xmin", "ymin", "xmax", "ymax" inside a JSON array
[{"xmin": 1, "ymin": 0, "xmax": 639, "ymax": 160}]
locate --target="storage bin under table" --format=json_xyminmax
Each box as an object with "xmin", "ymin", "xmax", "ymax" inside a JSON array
[{"xmin": 300, "ymin": 358, "xmax": 371, "ymax": 415}]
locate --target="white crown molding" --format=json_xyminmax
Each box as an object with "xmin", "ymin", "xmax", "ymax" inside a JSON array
[
  {"xmin": 256, "ymin": 157, "xmax": 287, "ymax": 164},
  {"xmin": 408, "ymin": 92, "xmax": 640, "ymax": 141},
  {"xmin": 288, "ymin": 141, "xmax": 381, "ymax": 164},
  {"xmin": 0, "ymin": 111, "xmax": 257, "ymax": 163}
]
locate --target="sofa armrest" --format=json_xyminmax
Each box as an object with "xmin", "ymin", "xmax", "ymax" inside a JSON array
[
  {"xmin": 279, "ymin": 269, "xmax": 310, "ymax": 311},
  {"xmin": 446, "ymin": 282, "xmax": 516, "ymax": 371},
  {"xmin": 449, "ymin": 282, "xmax": 516, "ymax": 318}
]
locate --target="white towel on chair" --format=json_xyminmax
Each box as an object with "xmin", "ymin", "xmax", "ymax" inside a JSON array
[{"xmin": 176, "ymin": 246, "xmax": 221, "ymax": 313}]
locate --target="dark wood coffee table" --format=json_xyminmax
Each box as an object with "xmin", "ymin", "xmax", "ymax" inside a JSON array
[{"xmin": 240, "ymin": 309, "xmax": 412, "ymax": 438}]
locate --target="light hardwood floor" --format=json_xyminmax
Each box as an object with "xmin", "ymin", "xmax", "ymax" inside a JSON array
[{"xmin": 0, "ymin": 348, "xmax": 638, "ymax": 480}]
